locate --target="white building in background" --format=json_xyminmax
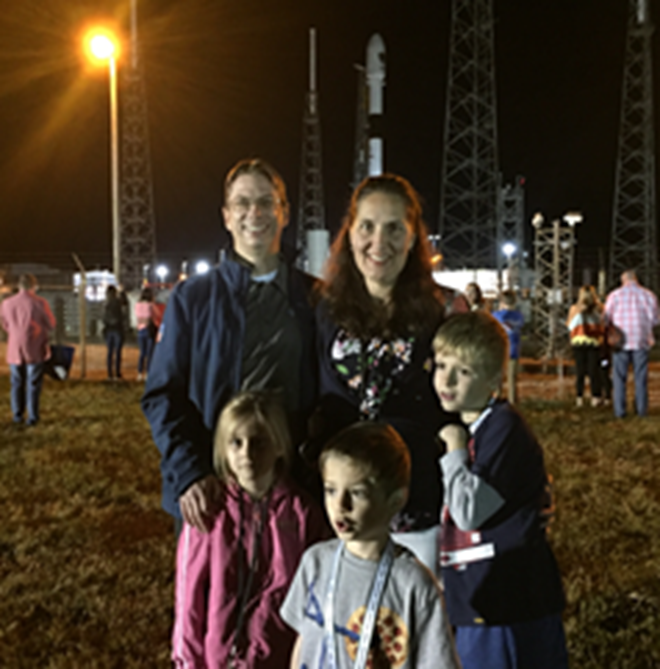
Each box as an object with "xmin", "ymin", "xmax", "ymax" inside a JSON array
[
  {"xmin": 433, "ymin": 269, "xmax": 503, "ymax": 299},
  {"xmin": 73, "ymin": 270, "xmax": 116, "ymax": 302}
]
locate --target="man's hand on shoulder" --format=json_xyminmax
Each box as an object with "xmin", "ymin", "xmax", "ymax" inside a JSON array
[
  {"xmin": 439, "ymin": 424, "xmax": 468, "ymax": 453},
  {"xmin": 179, "ymin": 474, "xmax": 222, "ymax": 533}
]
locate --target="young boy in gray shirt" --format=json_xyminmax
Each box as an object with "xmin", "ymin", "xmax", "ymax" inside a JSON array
[{"xmin": 280, "ymin": 422, "xmax": 460, "ymax": 669}]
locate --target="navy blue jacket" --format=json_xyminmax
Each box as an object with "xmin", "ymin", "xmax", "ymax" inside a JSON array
[
  {"xmin": 142, "ymin": 256, "xmax": 317, "ymax": 518},
  {"xmin": 441, "ymin": 401, "xmax": 565, "ymax": 625}
]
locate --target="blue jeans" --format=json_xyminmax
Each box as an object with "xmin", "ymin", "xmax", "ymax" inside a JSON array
[
  {"xmin": 105, "ymin": 330, "xmax": 124, "ymax": 378},
  {"xmin": 10, "ymin": 362, "xmax": 45, "ymax": 425},
  {"xmin": 137, "ymin": 328, "xmax": 154, "ymax": 374},
  {"xmin": 612, "ymin": 349, "xmax": 649, "ymax": 417},
  {"xmin": 455, "ymin": 614, "xmax": 568, "ymax": 669}
]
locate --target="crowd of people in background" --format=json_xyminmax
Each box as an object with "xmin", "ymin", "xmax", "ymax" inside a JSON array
[{"xmin": 1, "ymin": 157, "xmax": 659, "ymax": 668}]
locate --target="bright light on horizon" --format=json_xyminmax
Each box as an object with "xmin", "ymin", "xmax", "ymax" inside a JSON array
[
  {"xmin": 502, "ymin": 242, "xmax": 517, "ymax": 259},
  {"xmin": 195, "ymin": 260, "xmax": 210, "ymax": 275},
  {"xmin": 83, "ymin": 28, "xmax": 120, "ymax": 65},
  {"xmin": 155, "ymin": 265, "xmax": 169, "ymax": 281}
]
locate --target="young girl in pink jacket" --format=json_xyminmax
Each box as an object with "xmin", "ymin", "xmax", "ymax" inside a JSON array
[{"xmin": 172, "ymin": 391, "xmax": 327, "ymax": 668}]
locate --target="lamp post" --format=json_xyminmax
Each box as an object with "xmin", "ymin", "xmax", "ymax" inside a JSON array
[
  {"xmin": 86, "ymin": 31, "xmax": 121, "ymax": 282},
  {"xmin": 502, "ymin": 241, "xmax": 517, "ymax": 289},
  {"xmin": 155, "ymin": 264, "xmax": 169, "ymax": 285}
]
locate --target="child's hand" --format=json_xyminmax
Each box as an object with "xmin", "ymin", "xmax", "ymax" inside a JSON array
[{"xmin": 439, "ymin": 424, "xmax": 468, "ymax": 453}]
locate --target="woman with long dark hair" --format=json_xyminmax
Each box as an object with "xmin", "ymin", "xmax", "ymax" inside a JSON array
[{"xmin": 313, "ymin": 173, "xmax": 450, "ymax": 572}]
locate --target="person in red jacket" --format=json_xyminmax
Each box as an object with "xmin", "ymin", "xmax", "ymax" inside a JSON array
[
  {"xmin": 0, "ymin": 273, "xmax": 56, "ymax": 426},
  {"xmin": 172, "ymin": 391, "xmax": 327, "ymax": 668}
]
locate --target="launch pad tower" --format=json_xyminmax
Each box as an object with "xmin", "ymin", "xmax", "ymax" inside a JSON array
[
  {"xmin": 438, "ymin": 0, "xmax": 500, "ymax": 269},
  {"xmin": 118, "ymin": 0, "xmax": 157, "ymax": 288},
  {"xmin": 296, "ymin": 28, "xmax": 327, "ymax": 275},
  {"xmin": 610, "ymin": 0, "xmax": 658, "ymax": 291}
]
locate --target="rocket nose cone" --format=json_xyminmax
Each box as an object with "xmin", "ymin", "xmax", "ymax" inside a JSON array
[
  {"xmin": 367, "ymin": 33, "xmax": 385, "ymax": 51},
  {"xmin": 366, "ymin": 33, "xmax": 386, "ymax": 73}
]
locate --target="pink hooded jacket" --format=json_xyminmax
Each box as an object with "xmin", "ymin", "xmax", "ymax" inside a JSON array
[{"xmin": 172, "ymin": 478, "xmax": 327, "ymax": 668}]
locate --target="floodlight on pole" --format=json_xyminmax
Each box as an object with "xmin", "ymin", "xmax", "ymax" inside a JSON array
[
  {"xmin": 84, "ymin": 28, "xmax": 121, "ymax": 282},
  {"xmin": 531, "ymin": 212, "xmax": 545, "ymax": 229},
  {"xmin": 195, "ymin": 260, "xmax": 210, "ymax": 275},
  {"xmin": 155, "ymin": 265, "xmax": 169, "ymax": 282},
  {"xmin": 502, "ymin": 242, "xmax": 517, "ymax": 260},
  {"xmin": 563, "ymin": 211, "xmax": 583, "ymax": 227}
]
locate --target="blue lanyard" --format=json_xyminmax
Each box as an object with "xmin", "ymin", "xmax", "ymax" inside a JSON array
[{"xmin": 324, "ymin": 540, "xmax": 394, "ymax": 669}]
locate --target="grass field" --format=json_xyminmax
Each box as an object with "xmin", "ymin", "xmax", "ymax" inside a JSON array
[{"xmin": 0, "ymin": 375, "xmax": 658, "ymax": 668}]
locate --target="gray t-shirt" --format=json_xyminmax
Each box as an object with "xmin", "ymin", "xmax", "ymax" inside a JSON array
[{"xmin": 280, "ymin": 539, "xmax": 460, "ymax": 669}]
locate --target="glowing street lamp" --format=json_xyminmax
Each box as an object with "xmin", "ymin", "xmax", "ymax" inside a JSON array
[
  {"xmin": 195, "ymin": 260, "xmax": 210, "ymax": 275},
  {"xmin": 84, "ymin": 29, "xmax": 121, "ymax": 281},
  {"xmin": 155, "ymin": 265, "xmax": 169, "ymax": 283},
  {"xmin": 502, "ymin": 242, "xmax": 517, "ymax": 261},
  {"xmin": 563, "ymin": 211, "xmax": 583, "ymax": 227}
]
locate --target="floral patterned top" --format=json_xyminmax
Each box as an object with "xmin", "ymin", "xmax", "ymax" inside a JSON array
[{"xmin": 331, "ymin": 329, "xmax": 415, "ymax": 420}]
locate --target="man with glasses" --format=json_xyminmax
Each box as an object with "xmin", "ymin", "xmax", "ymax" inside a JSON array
[{"xmin": 142, "ymin": 158, "xmax": 317, "ymax": 536}]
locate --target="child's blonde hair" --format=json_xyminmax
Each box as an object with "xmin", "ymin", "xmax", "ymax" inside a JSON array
[
  {"xmin": 213, "ymin": 391, "xmax": 292, "ymax": 482},
  {"xmin": 433, "ymin": 312, "xmax": 508, "ymax": 381}
]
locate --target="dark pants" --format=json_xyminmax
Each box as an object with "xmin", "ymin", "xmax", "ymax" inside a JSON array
[
  {"xmin": 600, "ymin": 350, "xmax": 612, "ymax": 400},
  {"xmin": 10, "ymin": 362, "xmax": 45, "ymax": 425},
  {"xmin": 137, "ymin": 328, "xmax": 155, "ymax": 374},
  {"xmin": 105, "ymin": 330, "xmax": 124, "ymax": 378},
  {"xmin": 572, "ymin": 345, "xmax": 602, "ymax": 398},
  {"xmin": 455, "ymin": 614, "xmax": 568, "ymax": 669}
]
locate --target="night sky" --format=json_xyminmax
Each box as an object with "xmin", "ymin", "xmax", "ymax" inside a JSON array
[{"xmin": 0, "ymin": 0, "xmax": 650, "ymax": 275}]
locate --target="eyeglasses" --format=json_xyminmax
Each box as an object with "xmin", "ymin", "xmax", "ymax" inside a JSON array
[{"xmin": 227, "ymin": 196, "xmax": 279, "ymax": 215}]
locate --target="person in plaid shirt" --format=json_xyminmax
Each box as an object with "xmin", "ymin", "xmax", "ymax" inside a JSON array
[{"xmin": 604, "ymin": 270, "xmax": 659, "ymax": 418}]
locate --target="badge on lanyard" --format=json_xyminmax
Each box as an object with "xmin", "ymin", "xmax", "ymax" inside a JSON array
[{"xmin": 323, "ymin": 540, "xmax": 394, "ymax": 669}]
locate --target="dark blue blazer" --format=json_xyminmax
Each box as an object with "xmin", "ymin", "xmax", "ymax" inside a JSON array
[{"xmin": 142, "ymin": 256, "xmax": 317, "ymax": 518}]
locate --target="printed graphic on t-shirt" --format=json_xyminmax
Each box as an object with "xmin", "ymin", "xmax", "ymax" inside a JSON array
[
  {"xmin": 345, "ymin": 606, "xmax": 408, "ymax": 668},
  {"xmin": 304, "ymin": 582, "xmax": 410, "ymax": 667}
]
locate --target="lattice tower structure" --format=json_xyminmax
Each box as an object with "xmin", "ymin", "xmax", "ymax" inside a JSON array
[
  {"xmin": 118, "ymin": 0, "xmax": 157, "ymax": 289},
  {"xmin": 352, "ymin": 65, "xmax": 369, "ymax": 189},
  {"xmin": 438, "ymin": 0, "xmax": 500, "ymax": 269},
  {"xmin": 532, "ymin": 219, "xmax": 577, "ymax": 360},
  {"xmin": 296, "ymin": 28, "xmax": 326, "ymax": 271},
  {"xmin": 496, "ymin": 176, "xmax": 525, "ymax": 284},
  {"xmin": 610, "ymin": 0, "xmax": 658, "ymax": 291}
]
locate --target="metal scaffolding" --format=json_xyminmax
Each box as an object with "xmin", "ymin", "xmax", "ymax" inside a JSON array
[
  {"xmin": 118, "ymin": 0, "xmax": 157, "ymax": 289},
  {"xmin": 496, "ymin": 176, "xmax": 525, "ymax": 289},
  {"xmin": 438, "ymin": 0, "xmax": 500, "ymax": 269},
  {"xmin": 531, "ymin": 214, "xmax": 580, "ymax": 361},
  {"xmin": 296, "ymin": 28, "xmax": 326, "ymax": 272},
  {"xmin": 609, "ymin": 0, "xmax": 658, "ymax": 291}
]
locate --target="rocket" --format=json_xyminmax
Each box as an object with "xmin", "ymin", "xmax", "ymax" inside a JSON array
[{"xmin": 366, "ymin": 33, "xmax": 386, "ymax": 176}]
